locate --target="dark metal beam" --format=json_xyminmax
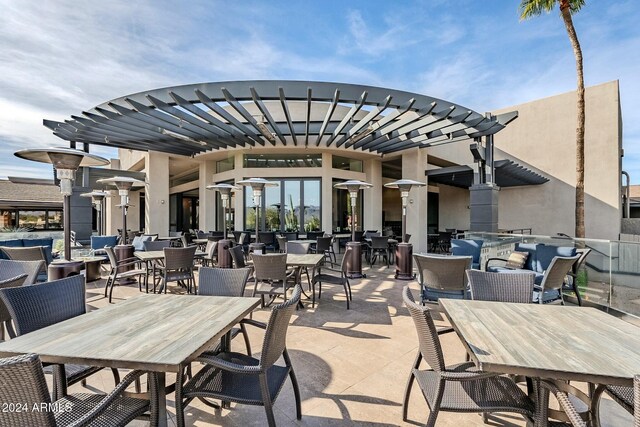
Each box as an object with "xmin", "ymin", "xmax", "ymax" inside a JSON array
[
  {"xmin": 278, "ymin": 87, "xmax": 297, "ymax": 145},
  {"xmin": 251, "ymin": 87, "xmax": 286, "ymax": 145},
  {"xmin": 348, "ymin": 98, "xmax": 416, "ymax": 149},
  {"xmin": 315, "ymin": 89, "xmax": 340, "ymax": 146},
  {"xmin": 194, "ymin": 89, "xmax": 259, "ymax": 146},
  {"xmin": 325, "ymin": 91, "xmax": 367, "ymax": 147},
  {"xmin": 221, "ymin": 88, "xmax": 271, "ymax": 145}
]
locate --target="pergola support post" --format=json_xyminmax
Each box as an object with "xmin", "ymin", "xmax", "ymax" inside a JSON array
[{"xmin": 469, "ymin": 184, "xmax": 499, "ymax": 232}]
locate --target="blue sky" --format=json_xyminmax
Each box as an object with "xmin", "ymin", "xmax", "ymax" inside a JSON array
[{"xmin": 1, "ymin": 0, "xmax": 639, "ymax": 181}]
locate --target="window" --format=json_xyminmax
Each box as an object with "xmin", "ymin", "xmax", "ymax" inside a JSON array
[
  {"xmin": 332, "ymin": 155, "xmax": 363, "ymax": 172},
  {"xmin": 0, "ymin": 210, "xmax": 16, "ymax": 228},
  {"xmin": 47, "ymin": 211, "xmax": 63, "ymax": 229},
  {"xmin": 243, "ymin": 178, "xmax": 321, "ymax": 232},
  {"xmin": 1, "ymin": 209, "xmax": 64, "ymax": 230},
  {"xmin": 216, "ymin": 156, "xmax": 235, "ymax": 173},
  {"xmin": 243, "ymin": 154, "xmax": 322, "ymax": 168}
]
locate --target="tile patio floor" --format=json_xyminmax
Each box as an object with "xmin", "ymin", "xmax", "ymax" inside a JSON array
[{"xmin": 67, "ymin": 257, "xmax": 633, "ymax": 426}]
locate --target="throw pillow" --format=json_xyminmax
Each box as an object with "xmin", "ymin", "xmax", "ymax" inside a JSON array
[{"xmin": 505, "ymin": 251, "xmax": 529, "ymax": 269}]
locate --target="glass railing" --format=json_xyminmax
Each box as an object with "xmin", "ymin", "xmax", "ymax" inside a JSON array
[{"xmin": 462, "ymin": 232, "xmax": 640, "ymax": 317}]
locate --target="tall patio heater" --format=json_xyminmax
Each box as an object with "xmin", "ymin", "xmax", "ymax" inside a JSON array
[
  {"xmin": 80, "ymin": 191, "xmax": 110, "ymax": 235},
  {"xmin": 14, "ymin": 147, "xmax": 109, "ymax": 264},
  {"xmin": 334, "ymin": 180, "xmax": 373, "ymax": 279},
  {"xmin": 384, "ymin": 179, "xmax": 426, "ymax": 280},
  {"xmin": 237, "ymin": 178, "xmax": 278, "ymax": 254},
  {"xmin": 97, "ymin": 176, "xmax": 145, "ymax": 275},
  {"xmin": 206, "ymin": 183, "xmax": 239, "ymax": 267}
]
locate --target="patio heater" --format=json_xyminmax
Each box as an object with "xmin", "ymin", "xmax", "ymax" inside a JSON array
[
  {"xmin": 14, "ymin": 147, "xmax": 109, "ymax": 265},
  {"xmin": 334, "ymin": 180, "xmax": 373, "ymax": 279},
  {"xmin": 97, "ymin": 176, "xmax": 144, "ymax": 276},
  {"xmin": 80, "ymin": 191, "xmax": 110, "ymax": 235},
  {"xmin": 384, "ymin": 179, "xmax": 426, "ymax": 280},
  {"xmin": 237, "ymin": 178, "xmax": 278, "ymax": 254},
  {"xmin": 205, "ymin": 183, "xmax": 238, "ymax": 267}
]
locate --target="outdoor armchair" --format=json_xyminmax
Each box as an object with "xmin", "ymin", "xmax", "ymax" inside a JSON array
[
  {"xmin": 176, "ymin": 285, "xmax": 302, "ymax": 427},
  {"xmin": 311, "ymin": 244, "xmax": 352, "ymax": 309},
  {"xmin": 413, "ymin": 254, "xmax": 472, "ymax": 302},
  {"xmin": 198, "ymin": 267, "xmax": 253, "ymax": 356},
  {"xmin": 104, "ymin": 247, "xmax": 147, "ymax": 303},
  {"xmin": 315, "ymin": 235, "xmax": 336, "ymax": 265},
  {"xmin": 157, "ymin": 246, "xmax": 197, "ymax": 294},
  {"xmin": 450, "ymin": 239, "xmax": 483, "ymax": 269},
  {"xmin": 0, "ymin": 259, "xmax": 44, "ymax": 286},
  {"xmin": 401, "ymin": 286, "xmax": 534, "ymax": 426},
  {"xmin": 142, "ymin": 240, "xmax": 171, "ymax": 251},
  {"xmin": 537, "ymin": 379, "xmax": 592, "ymax": 426},
  {"xmin": 534, "ymin": 255, "xmax": 581, "ymax": 304},
  {"xmin": 369, "ymin": 235, "xmax": 390, "ymax": 268},
  {"xmin": 201, "ymin": 239, "xmax": 218, "ymax": 267},
  {"xmin": 563, "ymin": 247, "xmax": 591, "ymax": 306},
  {"xmin": 466, "ymin": 270, "xmax": 535, "ymax": 303},
  {"xmin": 0, "ymin": 353, "xmax": 155, "ymax": 427},
  {"xmin": 0, "ymin": 270, "xmax": 28, "ymax": 340},
  {"xmin": 0, "ymin": 276, "xmax": 121, "ymax": 401},
  {"xmin": 276, "ymin": 235, "xmax": 287, "ymax": 253},
  {"xmin": 0, "ymin": 246, "xmax": 49, "ymax": 282},
  {"xmin": 251, "ymin": 253, "xmax": 297, "ymax": 307}
]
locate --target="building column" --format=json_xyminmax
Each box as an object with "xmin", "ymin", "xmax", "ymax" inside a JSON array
[
  {"xmin": 321, "ymin": 153, "xmax": 333, "ymax": 233},
  {"xmin": 144, "ymin": 152, "xmax": 170, "ymax": 235},
  {"xmin": 403, "ymin": 148, "xmax": 428, "ymax": 253},
  {"xmin": 364, "ymin": 158, "xmax": 383, "ymax": 232},
  {"xmin": 198, "ymin": 160, "xmax": 216, "ymax": 232},
  {"xmin": 105, "ymin": 159, "xmax": 120, "ymax": 236},
  {"xmin": 233, "ymin": 153, "xmax": 244, "ymax": 231}
]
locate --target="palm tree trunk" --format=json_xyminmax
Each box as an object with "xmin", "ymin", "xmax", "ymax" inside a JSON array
[{"xmin": 560, "ymin": 0, "xmax": 586, "ymax": 238}]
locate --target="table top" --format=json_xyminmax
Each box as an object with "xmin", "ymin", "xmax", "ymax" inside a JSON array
[
  {"xmin": 0, "ymin": 294, "xmax": 260, "ymax": 372},
  {"xmin": 365, "ymin": 237, "xmax": 398, "ymax": 244},
  {"xmin": 157, "ymin": 236, "xmax": 181, "ymax": 241},
  {"xmin": 439, "ymin": 299, "xmax": 640, "ymax": 386},
  {"xmin": 135, "ymin": 250, "xmax": 206, "ymax": 261},
  {"xmin": 286, "ymin": 253, "xmax": 324, "ymax": 267},
  {"xmin": 193, "ymin": 238, "xmax": 209, "ymax": 244},
  {"xmin": 71, "ymin": 256, "xmax": 105, "ymax": 262},
  {"xmin": 288, "ymin": 239, "xmax": 316, "ymax": 244}
]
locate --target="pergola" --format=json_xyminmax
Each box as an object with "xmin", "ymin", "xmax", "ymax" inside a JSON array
[{"xmin": 43, "ymin": 80, "xmax": 517, "ymax": 157}]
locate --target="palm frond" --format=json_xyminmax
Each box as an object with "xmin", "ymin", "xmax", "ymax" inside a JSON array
[
  {"xmin": 519, "ymin": 0, "xmax": 558, "ymax": 20},
  {"xmin": 568, "ymin": 0, "xmax": 585, "ymax": 14}
]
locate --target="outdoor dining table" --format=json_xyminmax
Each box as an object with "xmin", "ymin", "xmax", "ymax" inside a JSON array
[
  {"xmin": 439, "ymin": 299, "xmax": 640, "ymax": 425},
  {"xmin": 286, "ymin": 253, "xmax": 324, "ymax": 306},
  {"xmin": 135, "ymin": 250, "xmax": 206, "ymax": 293},
  {"xmin": 0, "ymin": 293, "xmax": 261, "ymax": 427}
]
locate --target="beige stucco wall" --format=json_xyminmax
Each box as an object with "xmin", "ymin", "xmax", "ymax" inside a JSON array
[
  {"xmin": 492, "ymin": 81, "xmax": 622, "ymax": 239},
  {"xmin": 437, "ymin": 185, "xmax": 470, "ymax": 231}
]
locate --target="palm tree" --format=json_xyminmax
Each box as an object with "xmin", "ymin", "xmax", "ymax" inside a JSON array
[{"xmin": 519, "ymin": 0, "xmax": 586, "ymax": 238}]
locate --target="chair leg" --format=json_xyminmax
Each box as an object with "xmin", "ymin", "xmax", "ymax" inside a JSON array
[
  {"xmin": 343, "ymin": 280, "xmax": 350, "ymax": 310},
  {"xmin": 425, "ymin": 382, "xmax": 445, "ymax": 427},
  {"xmin": 240, "ymin": 322, "xmax": 252, "ymax": 356},
  {"xmin": 175, "ymin": 366, "xmax": 186, "ymax": 427},
  {"xmin": 283, "ymin": 351, "xmax": 302, "ymax": 421},
  {"xmin": 259, "ymin": 374, "xmax": 277, "ymax": 427},
  {"xmin": 108, "ymin": 276, "xmax": 117, "ymax": 303},
  {"xmin": 403, "ymin": 353, "xmax": 422, "ymax": 421}
]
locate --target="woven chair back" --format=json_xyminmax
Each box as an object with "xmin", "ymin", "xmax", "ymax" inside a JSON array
[
  {"xmin": 229, "ymin": 245, "xmax": 247, "ymax": 268},
  {"xmin": 0, "ymin": 354, "xmax": 56, "ymax": 426},
  {"xmin": 252, "ymin": 253, "xmax": 287, "ymax": 282},
  {"xmin": 0, "ymin": 275, "xmax": 85, "ymax": 338},
  {"xmin": 0, "ymin": 259, "xmax": 44, "ymax": 285},
  {"xmin": 634, "ymin": 375, "xmax": 639, "ymax": 425},
  {"xmin": 198, "ymin": 267, "xmax": 251, "ymax": 297},
  {"xmin": 238, "ymin": 232, "xmax": 248, "ymax": 246},
  {"xmin": 1, "ymin": 246, "xmax": 46, "ymax": 264},
  {"xmin": 370, "ymin": 236, "xmax": 388, "ymax": 250},
  {"xmin": 204, "ymin": 240, "xmax": 218, "ymax": 258},
  {"xmin": 163, "ymin": 246, "xmax": 197, "ymax": 270},
  {"xmin": 402, "ymin": 286, "xmax": 446, "ymax": 372},
  {"xmin": 143, "ymin": 240, "xmax": 171, "ymax": 251},
  {"xmin": 414, "ymin": 254, "xmax": 471, "ymax": 292},
  {"xmin": 258, "ymin": 232, "xmax": 275, "ymax": 245},
  {"xmin": 276, "ymin": 236, "xmax": 287, "ymax": 251},
  {"xmin": 315, "ymin": 236, "xmax": 332, "ymax": 252},
  {"xmin": 282, "ymin": 232, "xmax": 298, "ymax": 241},
  {"xmin": 104, "ymin": 246, "xmax": 119, "ymax": 268},
  {"xmin": 306, "ymin": 231, "xmax": 325, "ymax": 241},
  {"xmin": 467, "ymin": 270, "xmax": 535, "ymax": 303},
  {"xmin": 287, "ymin": 242, "xmax": 310, "ymax": 254},
  {"xmin": 0, "ymin": 274, "xmax": 27, "ymax": 324},
  {"xmin": 540, "ymin": 255, "xmax": 581, "ymax": 294},
  {"xmin": 260, "ymin": 285, "xmax": 301, "ymax": 369}
]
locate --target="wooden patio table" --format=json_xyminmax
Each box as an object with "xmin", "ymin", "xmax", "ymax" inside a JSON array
[
  {"xmin": 0, "ymin": 294, "xmax": 260, "ymax": 427},
  {"xmin": 439, "ymin": 299, "xmax": 640, "ymax": 424}
]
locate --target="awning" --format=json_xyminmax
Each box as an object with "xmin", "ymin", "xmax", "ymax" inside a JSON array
[
  {"xmin": 43, "ymin": 80, "xmax": 518, "ymax": 157},
  {"xmin": 426, "ymin": 160, "xmax": 548, "ymax": 188}
]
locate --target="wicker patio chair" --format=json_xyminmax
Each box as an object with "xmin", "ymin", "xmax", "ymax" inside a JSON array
[
  {"xmin": 180, "ymin": 234, "xmax": 195, "ymax": 248},
  {"xmin": 315, "ymin": 236, "xmax": 336, "ymax": 265},
  {"xmin": 277, "ymin": 235, "xmax": 287, "ymax": 253},
  {"xmin": 0, "ymin": 273, "xmax": 27, "ymax": 340},
  {"xmin": 104, "ymin": 247, "xmax": 147, "ymax": 303},
  {"xmin": 537, "ymin": 379, "xmax": 592, "ymax": 426},
  {"xmin": 257, "ymin": 231, "xmax": 277, "ymax": 252},
  {"xmin": 142, "ymin": 240, "xmax": 171, "ymax": 251},
  {"xmin": 369, "ymin": 235, "xmax": 390, "ymax": 267},
  {"xmin": 635, "ymin": 375, "xmax": 639, "ymax": 426},
  {"xmin": 401, "ymin": 286, "xmax": 535, "ymax": 426},
  {"xmin": 201, "ymin": 240, "xmax": 218, "ymax": 267},
  {"xmin": 0, "ymin": 259, "xmax": 45, "ymax": 286},
  {"xmin": 466, "ymin": 270, "xmax": 535, "ymax": 303},
  {"xmin": 311, "ymin": 244, "xmax": 352, "ymax": 309},
  {"xmin": 0, "ymin": 276, "xmax": 121, "ymax": 401},
  {"xmin": 282, "ymin": 232, "xmax": 298, "ymax": 241},
  {"xmin": 413, "ymin": 254, "xmax": 472, "ymax": 302},
  {"xmin": 176, "ymin": 285, "xmax": 302, "ymax": 427},
  {"xmin": 157, "ymin": 246, "xmax": 197, "ymax": 294},
  {"xmin": 0, "ymin": 353, "xmax": 155, "ymax": 427},
  {"xmin": 251, "ymin": 253, "xmax": 297, "ymax": 307},
  {"xmin": 198, "ymin": 267, "xmax": 253, "ymax": 356},
  {"xmin": 592, "ymin": 378, "xmax": 635, "ymax": 426},
  {"xmin": 287, "ymin": 241, "xmax": 312, "ymax": 291},
  {"xmin": 0, "ymin": 246, "xmax": 48, "ymax": 282},
  {"xmin": 534, "ymin": 255, "xmax": 581, "ymax": 304},
  {"xmin": 563, "ymin": 247, "xmax": 591, "ymax": 306}
]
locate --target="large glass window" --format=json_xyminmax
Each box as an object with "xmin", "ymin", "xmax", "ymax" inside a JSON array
[
  {"xmin": 47, "ymin": 211, "xmax": 63, "ymax": 229},
  {"xmin": 0, "ymin": 210, "xmax": 16, "ymax": 228},
  {"xmin": 243, "ymin": 178, "xmax": 321, "ymax": 232},
  {"xmin": 332, "ymin": 179, "xmax": 364, "ymax": 233},
  {"xmin": 332, "ymin": 155, "xmax": 363, "ymax": 172},
  {"xmin": 216, "ymin": 156, "xmax": 235, "ymax": 173},
  {"xmin": 243, "ymin": 154, "xmax": 322, "ymax": 168}
]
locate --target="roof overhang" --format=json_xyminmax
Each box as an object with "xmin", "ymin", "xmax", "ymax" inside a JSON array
[
  {"xmin": 426, "ymin": 160, "xmax": 548, "ymax": 188},
  {"xmin": 44, "ymin": 80, "xmax": 517, "ymax": 157}
]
